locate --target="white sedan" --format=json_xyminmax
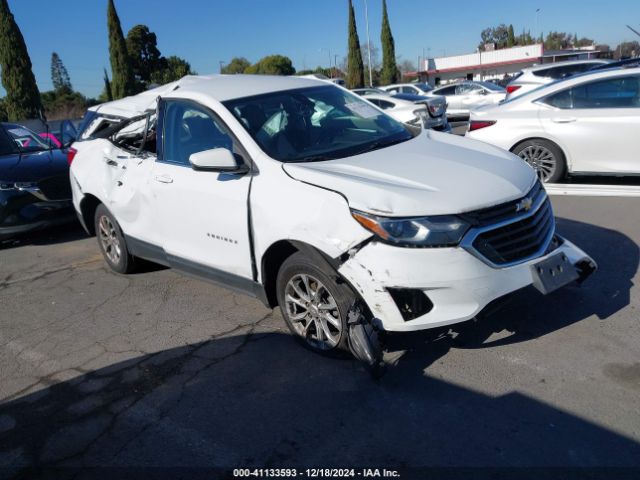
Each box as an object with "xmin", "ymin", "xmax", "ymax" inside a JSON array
[
  {"xmin": 428, "ymin": 81, "xmax": 506, "ymax": 118},
  {"xmin": 360, "ymin": 93, "xmax": 431, "ymax": 128},
  {"xmin": 467, "ymin": 67, "xmax": 640, "ymax": 183}
]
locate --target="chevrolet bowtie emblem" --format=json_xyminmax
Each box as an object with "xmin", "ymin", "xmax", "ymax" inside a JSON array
[{"xmin": 516, "ymin": 197, "xmax": 533, "ymax": 213}]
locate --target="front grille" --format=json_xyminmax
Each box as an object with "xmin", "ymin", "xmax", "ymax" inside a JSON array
[
  {"xmin": 463, "ymin": 181, "xmax": 556, "ymax": 266},
  {"xmin": 38, "ymin": 175, "xmax": 71, "ymax": 201},
  {"xmin": 460, "ymin": 181, "xmax": 545, "ymax": 227}
]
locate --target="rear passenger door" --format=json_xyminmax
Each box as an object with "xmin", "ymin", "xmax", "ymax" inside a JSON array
[
  {"xmin": 539, "ymin": 75, "xmax": 640, "ymax": 174},
  {"xmin": 151, "ymin": 98, "xmax": 255, "ymax": 280}
]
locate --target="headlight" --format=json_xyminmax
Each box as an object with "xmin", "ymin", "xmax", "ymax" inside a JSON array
[{"xmin": 351, "ymin": 210, "xmax": 470, "ymax": 247}]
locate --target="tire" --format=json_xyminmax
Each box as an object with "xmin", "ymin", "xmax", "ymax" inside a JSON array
[
  {"xmin": 512, "ymin": 139, "xmax": 567, "ymax": 183},
  {"xmin": 94, "ymin": 204, "xmax": 136, "ymax": 274},
  {"xmin": 276, "ymin": 251, "xmax": 356, "ymax": 354}
]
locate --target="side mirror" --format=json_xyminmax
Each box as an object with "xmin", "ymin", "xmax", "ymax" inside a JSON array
[{"xmin": 189, "ymin": 148, "xmax": 249, "ymax": 173}]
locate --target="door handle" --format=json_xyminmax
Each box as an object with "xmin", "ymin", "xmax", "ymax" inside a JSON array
[
  {"xmin": 154, "ymin": 175, "xmax": 173, "ymax": 184},
  {"xmin": 552, "ymin": 117, "xmax": 576, "ymax": 123},
  {"xmin": 103, "ymin": 157, "xmax": 118, "ymax": 167}
]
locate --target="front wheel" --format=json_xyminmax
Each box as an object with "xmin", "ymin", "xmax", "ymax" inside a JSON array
[
  {"xmin": 276, "ymin": 252, "xmax": 355, "ymax": 353},
  {"xmin": 94, "ymin": 204, "xmax": 136, "ymax": 274},
  {"xmin": 513, "ymin": 139, "xmax": 566, "ymax": 183}
]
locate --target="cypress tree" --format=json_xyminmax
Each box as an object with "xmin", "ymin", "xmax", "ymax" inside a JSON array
[
  {"xmin": 346, "ymin": 0, "xmax": 364, "ymax": 89},
  {"xmin": 103, "ymin": 68, "xmax": 113, "ymax": 102},
  {"xmin": 107, "ymin": 0, "xmax": 135, "ymax": 99},
  {"xmin": 0, "ymin": 0, "xmax": 42, "ymax": 121},
  {"xmin": 51, "ymin": 52, "xmax": 72, "ymax": 93},
  {"xmin": 379, "ymin": 0, "xmax": 398, "ymax": 85},
  {"xmin": 507, "ymin": 24, "xmax": 516, "ymax": 48}
]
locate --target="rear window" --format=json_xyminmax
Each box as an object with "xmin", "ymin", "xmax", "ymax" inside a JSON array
[{"xmin": 533, "ymin": 63, "xmax": 598, "ymax": 80}]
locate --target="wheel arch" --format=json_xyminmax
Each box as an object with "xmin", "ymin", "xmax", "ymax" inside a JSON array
[
  {"xmin": 260, "ymin": 239, "xmax": 349, "ymax": 309},
  {"xmin": 509, "ymin": 135, "xmax": 573, "ymax": 172},
  {"xmin": 79, "ymin": 193, "xmax": 102, "ymax": 236}
]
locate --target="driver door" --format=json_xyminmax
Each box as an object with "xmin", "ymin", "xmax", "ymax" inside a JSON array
[{"xmin": 150, "ymin": 99, "xmax": 254, "ymax": 280}]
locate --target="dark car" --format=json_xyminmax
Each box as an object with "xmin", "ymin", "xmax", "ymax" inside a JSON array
[{"xmin": 0, "ymin": 123, "xmax": 75, "ymax": 240}]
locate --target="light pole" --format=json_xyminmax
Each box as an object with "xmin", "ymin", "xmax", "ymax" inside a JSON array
[
  {"xmin": 535, "ymin": 8, "xmax": 541, "ymax": 43},
  {"xmin": 320, "ymin": 48, "xmax": 332, "ymax": 78},
  {"xmin": 334, "ymin": 54, "xmax": 339, "ymax": 78},
  {"xmin": 219, "ymin": 61, "xmax": 225, "ymax": 74},
  {"xmin": 363, "ymin": 0, "xmax": 373, "ymax": 86}
]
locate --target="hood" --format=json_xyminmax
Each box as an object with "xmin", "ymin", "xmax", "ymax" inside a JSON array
[
  {"xmin": 0, "ymin": 149, "xmax": 68, "ymax": 182},
  {"xmin": 282, "ymin": 131, "xmax": 536, "ymax": 217}
]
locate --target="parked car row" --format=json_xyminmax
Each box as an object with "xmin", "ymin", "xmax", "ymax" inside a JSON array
[
  {"xmin": 352, "ymin": 88, "xmax": 450, "ymax": 132},
  {"xmin": 379, "ymin": 81, "xmax": 507, "ymax": 118},
  {"xmin": 371, "ymin": 59, "xmax": 639, "ymax": 183}
]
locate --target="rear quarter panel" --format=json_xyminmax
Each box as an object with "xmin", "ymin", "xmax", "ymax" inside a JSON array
[{"xmin": 71, "ymin": 138, "xmax": 157, "ymax": 243}]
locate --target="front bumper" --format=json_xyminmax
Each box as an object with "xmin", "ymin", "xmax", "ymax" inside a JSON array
[
  {"xmin": 0, "ymin": 189, "xmax": 74, "ymax": 240},
  {"xmin": 338, "ymin": 235, "xmax": 595, "ymax": 332}
]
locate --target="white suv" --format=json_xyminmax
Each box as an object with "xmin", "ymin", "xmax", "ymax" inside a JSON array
[
  {"xmin": 506, "ymin": 59, "xmax": 611, "ymax": 100},
  {"xmin": 70, "ymin": 75, "xmax": 596, "ymax": 365}
]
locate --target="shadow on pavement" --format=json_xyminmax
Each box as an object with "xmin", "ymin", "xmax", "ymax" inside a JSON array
[
  {"xmin": 1, "ymin": 331, "xmax": 639, "ymax": 479},
  {"xmin": 0, "ymin": 218, "xmax": 637, "ymax": 478},
  {"xmin": 0, "ymin": 222, "xmax": 86, "ymax": 250}
]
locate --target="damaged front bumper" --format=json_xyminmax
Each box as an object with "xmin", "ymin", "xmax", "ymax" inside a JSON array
[{"xmin": 338, "ymin": 235, "xmax": 596, "ymax": 333}]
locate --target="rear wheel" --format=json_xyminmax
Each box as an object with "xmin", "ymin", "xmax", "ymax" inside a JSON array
[
  {"xmin": 513, "ymin": 139, "xmax": 566, "ymax": 183},
  {"xmin": 276, "ymin": 252, "xmax": 355, "ymax": 353},
  {"xmin": 94, "ymin": 204, "xmax": 135, "ymax": 274}
]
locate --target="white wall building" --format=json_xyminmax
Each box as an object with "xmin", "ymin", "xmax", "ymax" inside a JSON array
[{"xmin": 423, "ymin": 44, "xmax": 600, "ymax": 86}]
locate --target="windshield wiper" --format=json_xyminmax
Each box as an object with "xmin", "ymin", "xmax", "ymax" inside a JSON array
[
  {"xmin": 291, "ymin": 155, "xmax": 333, "ymax": 163},
  {"xmin": 354, "ymin": 136, "xmax": 410, "ymax": 156}
]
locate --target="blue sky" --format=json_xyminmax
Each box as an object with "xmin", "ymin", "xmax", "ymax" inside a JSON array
[{"xmin": 3, "ymin": 0, "xmax": 640, "ymax": 98}]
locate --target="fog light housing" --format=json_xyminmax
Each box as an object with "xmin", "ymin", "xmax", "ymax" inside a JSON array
[{"xmin": 387, "ymin": 288, "xmax": 434, "ymax": 321}]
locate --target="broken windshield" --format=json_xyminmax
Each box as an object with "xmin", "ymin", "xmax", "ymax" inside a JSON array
[{"xmin": 223, "ymin": 85, "xmax": 414, "ymax": 163}]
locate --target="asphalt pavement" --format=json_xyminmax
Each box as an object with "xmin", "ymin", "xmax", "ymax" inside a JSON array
[{"xmin": 1, "ymin": 195, "xmax": 639, "ymax": 479}]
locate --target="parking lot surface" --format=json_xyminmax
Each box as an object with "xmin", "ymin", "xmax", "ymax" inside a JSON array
[{"xmin": 1, "ymin": 195, "xmax": 639, "ymax": 477}]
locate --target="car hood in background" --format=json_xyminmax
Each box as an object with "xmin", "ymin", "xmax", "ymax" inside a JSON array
[
  {"xmin": 0, "ymin": 149, "xmax": 69, "ymax": 182},
  {"xmin": 282, "ymin": 131, "xmax": 535, "ymax": 217}
]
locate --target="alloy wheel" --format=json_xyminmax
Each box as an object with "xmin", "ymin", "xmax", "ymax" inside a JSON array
[
  {"xmin": 518, "ymin": 145, "xmax": 556, "ymax": 182},
  {"xmin": 98, "ymin": 215, "xmax": 121, "ymax": 265},
  {"xmin": 284, "ymin": 273, "xmax": 342, "ymax": 350}
]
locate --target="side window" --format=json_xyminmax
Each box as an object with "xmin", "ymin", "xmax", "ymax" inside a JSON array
[
  {"xmin": 162, "ymin": 101, "xmax": 234, "ymax": 166},
  {"xmin": 456, "ymin": 84, "xmax": 474, "ymax": 95},
  {"xmin": 572, "ymin": 76, "xmax": 640, "ymax": 108},
  {"xmin": 544, "ymin": 89, "xmax": 572, "ymax": 109},
  {"xmin": 532, "ymin": 67, "xmax": 552, "ymax": 78},
  {"xmin": 386, "ymin": 87, "xmax": 400, "ymax": 94},
  {"xmin": 369, "ymin": 99, "xmax": 394, "ymax": 110},
  {"xmin": 401, "ymin": 86, "xmax": 416, "ymax": 94},
  {"xmin": 435, "ymin": 85, "xmax": 456, "ymax": 96},
  {"xmin": 544, "ymin": 76, "xmax": 640, "ymax": 109}
]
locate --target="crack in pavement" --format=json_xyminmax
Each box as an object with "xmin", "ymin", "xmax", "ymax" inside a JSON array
[
  {"xmin": 0, "ymin": 257, "xmax": 102, "ymax": 291},
  {"xmin": 0, "ymin": 310, "xmax": 276, "ymax": 474}
]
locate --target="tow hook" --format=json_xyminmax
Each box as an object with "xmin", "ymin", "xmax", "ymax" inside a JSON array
[
  {"xmin": 347, "ymin": 301, "xmax": 385, "ymax": 378},
  {"xmin": 575, "ymin": 258, "xmax": 597, "ymax": 284}
]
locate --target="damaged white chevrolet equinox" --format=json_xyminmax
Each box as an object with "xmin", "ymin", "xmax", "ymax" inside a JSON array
[{"xmin": 70, "ymin": 75, "xmax": 596, "ymax": 365}]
